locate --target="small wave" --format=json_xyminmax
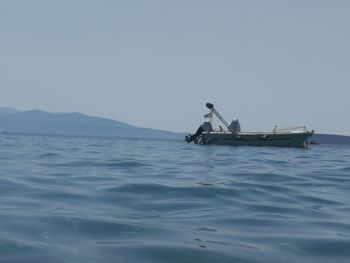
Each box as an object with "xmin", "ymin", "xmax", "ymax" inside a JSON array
[
  {"xmin": 50, "ymin": 159, "xmax": 150, "ymax": 169},
  {"xmin": 104, "ymin": 160, "xmax": 151, "ymax": 168},
  {"xmin": 102, "ymin": 183, "xmax": 239, "ymax": 200},
  {"xmin": 0, "ymin": 240, "xmax": 60, "ymax": 263},
  {"xmin": 196, "ymin": 227, "xmax": 218, "ymax": 233}
]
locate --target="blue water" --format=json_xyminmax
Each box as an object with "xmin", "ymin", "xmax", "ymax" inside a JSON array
[{"xmin": 1, "ymin": 134, "xmax": 350, "ymax": 263}]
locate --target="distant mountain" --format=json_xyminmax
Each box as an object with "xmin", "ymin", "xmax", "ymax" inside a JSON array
[
  {"xmin": 0, "ymin": 107, "xmax": 19, "ymax": 116},
  {"xmin": 1, "ymin": 108, "xmax": 349, "ymax": 144},
  {"xmin": 0, "ymin": 108, "xmax": 184, "ymax": 140},
  {"xmin": 310, "ymin": 133, "xmax": 350, "ymax": 145}
]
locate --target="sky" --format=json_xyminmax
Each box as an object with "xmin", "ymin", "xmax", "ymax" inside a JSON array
[{"xmin": 1, "ymin": 0, "xmax": 349, "ymax": 135}]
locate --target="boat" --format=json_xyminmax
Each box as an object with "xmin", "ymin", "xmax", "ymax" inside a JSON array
[{"xmin": 185, "ymin": 103, "xmax": 314, "ymax": 148}]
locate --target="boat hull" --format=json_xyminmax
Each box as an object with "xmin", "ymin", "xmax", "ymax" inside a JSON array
[{"xmin": 201, "ymin": 131, "xmax": 313, "ymax": 148}]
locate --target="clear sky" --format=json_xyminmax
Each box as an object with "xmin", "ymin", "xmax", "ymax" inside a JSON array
[{"xmin": 1, "ymin": 1, "xmax": 349, "ymax": 135}]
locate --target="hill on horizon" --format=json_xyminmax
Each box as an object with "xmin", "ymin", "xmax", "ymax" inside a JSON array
[
  {"xmin": 1, "ymin": 107, "xmax": 350, "ymax": 144},
  {"xmin": 0, "ymin": 107, "xmax": 184, "ymax": 140},
  {"xmin": 0, "ymin": 107, "xmax": 19, "ymax": 115},
  {"xmin": 310, "ymin": 133, "xmax": 350, "ymax": 145}
]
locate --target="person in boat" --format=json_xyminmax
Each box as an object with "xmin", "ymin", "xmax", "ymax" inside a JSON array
[
  {"xmin": 185, "ymin": 121, "xmax": 213, "ymax": 143},
  {"xmin": 229, "ymin": 118, "xmax": 241, "ymax": 133}
]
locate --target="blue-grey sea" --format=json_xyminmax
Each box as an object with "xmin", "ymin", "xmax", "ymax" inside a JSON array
[{"xmin": 1, "ymin": 134, "xmax": 350, "ymax": 263}]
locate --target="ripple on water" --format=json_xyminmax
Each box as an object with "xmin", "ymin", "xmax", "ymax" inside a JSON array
[{"xmin": 1, "ymin": 134, "xmax": 350, "ymax": 262}]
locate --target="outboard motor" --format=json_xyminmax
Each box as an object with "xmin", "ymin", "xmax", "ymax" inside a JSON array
[
  {"xmin": 228, "ymin": 118, "xmax": 241, "ymax": 133},
  {"xmin": 185, "ymin": 122, "xmax": 213, "ymax": 144}
]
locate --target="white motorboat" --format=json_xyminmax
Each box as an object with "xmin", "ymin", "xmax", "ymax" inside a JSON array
[{"xmin": 185, "ymin": 103, "xmax": 314, "ymax": 148}]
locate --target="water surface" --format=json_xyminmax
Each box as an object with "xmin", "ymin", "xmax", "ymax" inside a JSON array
[{"xmin": 1, "ymin": 134, "xmax": 350, "ymax": 262}]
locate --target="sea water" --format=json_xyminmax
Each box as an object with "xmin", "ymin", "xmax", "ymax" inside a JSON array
[{"xmin": 0, "ymin": 133, "xmax": 350, "ymax": 263}]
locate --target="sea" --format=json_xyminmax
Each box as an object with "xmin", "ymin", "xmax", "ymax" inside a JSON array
[{"xmin": 1, "ymin": 133, "xmax": 350, "ymax": 263}]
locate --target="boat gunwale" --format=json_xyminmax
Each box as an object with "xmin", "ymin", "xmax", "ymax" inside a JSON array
[{"xmin": 205, "ymin": 131, "xmax": 313, "ymax": 136}]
